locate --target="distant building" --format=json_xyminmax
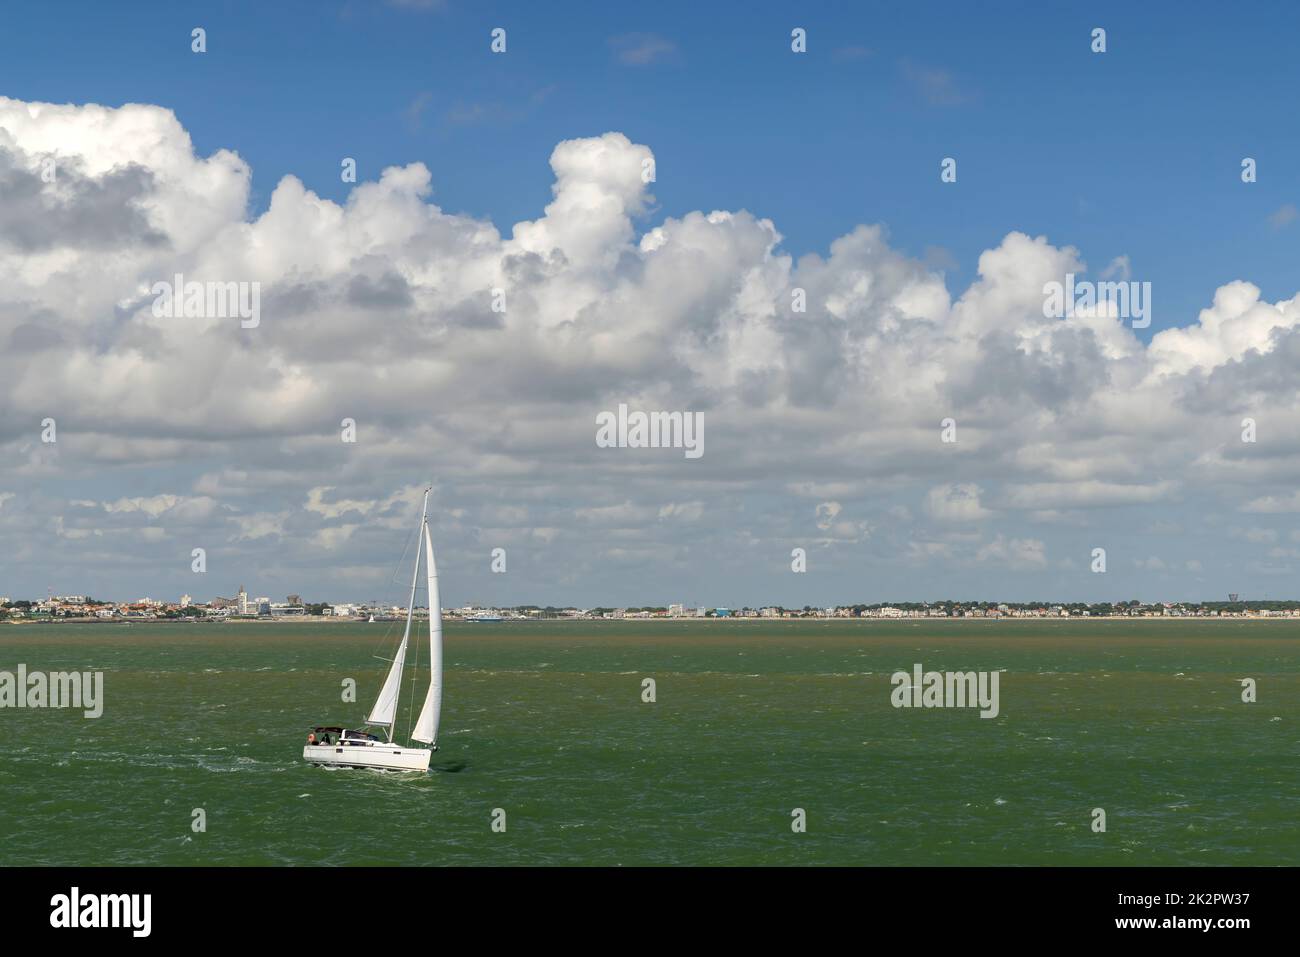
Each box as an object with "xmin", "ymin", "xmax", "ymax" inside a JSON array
[{"xmin": 667, "ymin": 603, "xmax": 684, "ymax": 617}]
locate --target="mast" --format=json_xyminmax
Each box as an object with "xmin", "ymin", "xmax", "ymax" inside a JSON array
[
  {"xmin": 389, "ymin": 488, "xmax": 431, "ymax": 742},
  {"xmin": 366, "ymin": 488, "xmax": 430, "ymax": 740}
]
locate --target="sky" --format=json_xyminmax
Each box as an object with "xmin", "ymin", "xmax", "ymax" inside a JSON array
[{"xmin": 1, "ymin": 1, "xmax": 1299, "ymax": 607}]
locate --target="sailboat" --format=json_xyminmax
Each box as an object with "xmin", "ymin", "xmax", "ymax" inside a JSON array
[{"xmin": 303, "ymin": 488, "xmax": 443, "ymax": 772}]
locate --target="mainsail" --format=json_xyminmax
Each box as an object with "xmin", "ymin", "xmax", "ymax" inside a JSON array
[
  {"xmin": 411, "ymin": 522, "xmax": 443, "ymax": 746},
  {"xmin": 365, "ymin": 490, "xmax": 429, "ymax": 733}
]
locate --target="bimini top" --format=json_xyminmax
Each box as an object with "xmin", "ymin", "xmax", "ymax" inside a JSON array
[{"xmin": 308, "ymin": 726, "xmax": 382, "ymax": 741}]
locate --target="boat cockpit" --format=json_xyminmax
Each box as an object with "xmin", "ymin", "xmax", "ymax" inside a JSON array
[{"xmin": 306, "ymin": 726, "xmax": 386, "ymax": 747}]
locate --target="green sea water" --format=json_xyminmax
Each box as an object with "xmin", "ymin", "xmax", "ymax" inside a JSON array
[{"xmin": 1, "ymin": 619, "xmax": 1296, "ymax": 866}]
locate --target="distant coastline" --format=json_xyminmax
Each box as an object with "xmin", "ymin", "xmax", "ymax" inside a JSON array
[
  {"xmin": 6, "ymin": 613, "xmax": 1299, "ymax": 626},
  {"xmin": 8, "ymin": 595, "xmax": 1294, "ymax": 624}
]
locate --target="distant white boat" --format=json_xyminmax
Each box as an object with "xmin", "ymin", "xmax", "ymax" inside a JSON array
[
  {"xmin": 303, "ymin": 488, "xmax": 443, "ymax": 772},
  {"xmin": 466, "ymin": 613, "xmax": 503, "ymax": 623}
]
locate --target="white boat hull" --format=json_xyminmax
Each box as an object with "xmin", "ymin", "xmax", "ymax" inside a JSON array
[{"xmin": 304, "ymin": 742, "xmax": 431, "ymax": 772}]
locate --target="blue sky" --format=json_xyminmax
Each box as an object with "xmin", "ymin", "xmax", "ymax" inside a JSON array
[{"xmin": 3, "ymin": 0, "xmax": 1296, "ymax": 337}]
